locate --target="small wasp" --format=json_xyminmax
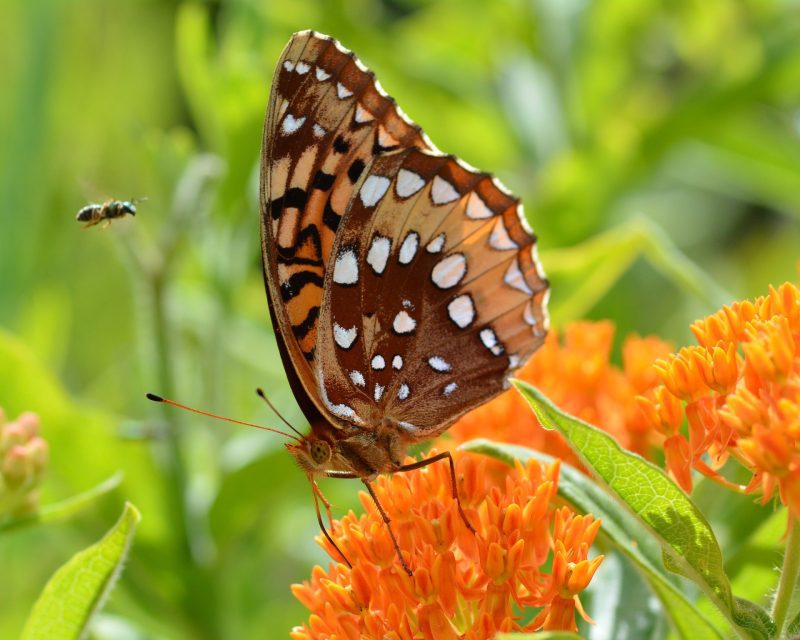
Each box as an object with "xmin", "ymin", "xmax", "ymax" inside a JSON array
[{"xmin": 76, "ymin": 198, "xmax": 143, "ymax": 228}]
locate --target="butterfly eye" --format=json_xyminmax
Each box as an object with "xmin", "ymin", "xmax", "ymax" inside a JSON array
[{"xmin": 309, "ymin": 440, "xmax": 331, "ymax": 465}]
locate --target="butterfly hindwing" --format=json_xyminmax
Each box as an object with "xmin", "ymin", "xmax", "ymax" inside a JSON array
[
  {"xmin": 315, "ymin": 148, "xmax": 549, "ymax": 436},
  {"xmin": 260, "ymin": 31, "xmax": 431, "ymax": 422}
]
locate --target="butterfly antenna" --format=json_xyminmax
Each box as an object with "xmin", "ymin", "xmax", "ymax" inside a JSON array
[
  {"xmin": 255, "ymin": 388, "xmax": 304, "ymax": 439},
  {"xmin": 146, "ymin": 392, "xmax": 301, "ymax": 443}
]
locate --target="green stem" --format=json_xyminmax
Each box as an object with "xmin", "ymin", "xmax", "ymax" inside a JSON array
[{"xmin": 772, "ymin": 514, "xmax": 800, "ymax": 636}]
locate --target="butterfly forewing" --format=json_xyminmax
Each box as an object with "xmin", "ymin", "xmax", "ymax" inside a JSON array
[
  {"xmin": 261, "ymin": 31, "xmax": 432, "ymax": 423},
  {"xmin": 315, "ymin": 148, "xmax": 549, "ymax": 436}
]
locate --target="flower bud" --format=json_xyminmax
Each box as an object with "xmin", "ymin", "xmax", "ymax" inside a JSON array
[{"xmin": 2, "ymin": 445, "xmax": 34, "ymax": 490}]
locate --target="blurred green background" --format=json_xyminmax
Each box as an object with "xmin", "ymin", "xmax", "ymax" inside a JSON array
[{"xmin": 1, "ymin": 0, "xmax": 798, "ymax": 638}]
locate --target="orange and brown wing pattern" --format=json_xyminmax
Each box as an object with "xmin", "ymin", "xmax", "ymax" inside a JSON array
[
  {"xmin": 315, "ymin": 148, "xmax": 550, "ymax": 434},
  {"xmin": 260, "ymin": 31, "xmax": 432, "ymax": 412}
]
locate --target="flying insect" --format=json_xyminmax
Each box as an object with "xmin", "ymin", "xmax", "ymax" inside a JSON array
[{"xmin": 76, "ymin": 198, "xmax": 142, "ymax": 228}]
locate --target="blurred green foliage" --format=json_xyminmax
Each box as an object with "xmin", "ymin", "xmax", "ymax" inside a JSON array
[{"xmin": 0, "ymin": 0, "xmax": 798, "ymax": 638}]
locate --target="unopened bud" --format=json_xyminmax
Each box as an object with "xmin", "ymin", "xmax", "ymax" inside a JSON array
[
  {"xmin": 0, "ymin": 424, "xmax": 28, "ymax": 457},
  {"xmin": 2, "ymin": 445, "xmax": 33, "ymax": 490}
]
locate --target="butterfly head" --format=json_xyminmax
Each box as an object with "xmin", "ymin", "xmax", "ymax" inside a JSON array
[{"xmin": 287, "ymin": 436, "xmax": 332, "ymax": 472}]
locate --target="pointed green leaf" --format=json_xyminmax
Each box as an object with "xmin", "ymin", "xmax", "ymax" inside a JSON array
[
  {"xmin": 21, "ymin": 502, "xmax": 141, "ymax": 640},
  {"xmin": 512, "ymin": 381, "xmax": 774, "ymax": 639},
  {"xmin": 461, "ymin": 439, "xmax": 724, "ymax": 640}
]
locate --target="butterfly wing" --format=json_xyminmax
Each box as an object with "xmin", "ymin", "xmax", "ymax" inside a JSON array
[
  {"xmin": 260, "ymin": 31, "xmax": 432, "ymax": 424},
  {"xmin": 315, "ymin": 147, "xmax": 549, "ymax": 435}
]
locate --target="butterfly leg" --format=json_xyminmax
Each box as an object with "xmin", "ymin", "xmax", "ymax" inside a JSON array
[
  {"xmin": 311, "ymin": 479, "xmax": 335, "ymax": 532},
  {"xmin": 398, "ymin": 451, "xmax": 477, "ymax": 535},
  {"xmin": 362, "ymin": 479, "xmax": 413, "ymax": 577},
  {"xmin": 308, "ymin": 477, "xmax": 352, "ymax": 569}
]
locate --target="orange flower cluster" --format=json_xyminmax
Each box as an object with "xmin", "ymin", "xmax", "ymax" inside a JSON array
[
  {"xmin": 639, "ymin": 282, "xmax": 800, "ymax": 515},
  {"xmin": 291, "ymin": 453, "xmax": 603, "ymax": 639},
  {"xmin": 449, "ymin": 321, "xmax": 672, "ymax": 462}
]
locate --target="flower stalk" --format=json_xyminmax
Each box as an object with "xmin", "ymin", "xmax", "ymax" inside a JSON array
[{"xmin": 772, "ymin": 515, "xmax": 800, "ymax": 635}]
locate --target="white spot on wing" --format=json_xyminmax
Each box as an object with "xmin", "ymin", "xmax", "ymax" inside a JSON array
[
  {"xmin": 281, "ymin": 114, "xmax": 306, "ymax": 135},
  {"xmin": 371, "ymin": 354, "xmax": 385, "ymax": 370},
  {"xmin": 349, "ymin": 370, "xmax": 365, "ymax": 387},
  {"xmin": 320, "ymin": 379, "xmax": 363, "ymax": 424},
  {"xmin": 504, "ymin": 257, "xmax": 534, "ymax": 294},
  {"xmin": 312, "ymin": 123, "xmax": 326, "ymax": 138},
  {"xmin": 392, "ymin": 355, "xmax": 403, "ymax": 370},
  {"xmin": 354, "ymin": 104, "xmax": 374, "ymax": 123},
  {"xmin": 426, "ymin": 233, "xmax": 446, "ymax": 253},
  {"xmin": 316, "ymin": 67, "xmax": 330, "ymax": 81},
  {"xmin": 517, "ymin": 204, "xmax": 534, "ymax": 234},
  {"xmin": 374, "ymin": 384, "xmax": 384, "ymax": 401},
  {"xmin": 443, "ymin": 382, "xmax": 458, "ymax": 396},
  {"xmin": 491, "ymin": 175, "xmax": 513, "ymax": 196},
  {"xmin": 398, "ymin": 384, "xmax": 410, "ymax": 401},
  {"xmin": 337, "ymin": 82, "xmax": 353, "ymax": 99},
  {"xmin": 480, "ymin": 328, "xmax": 505, "ymax": 356},
  {"xmin": 283, "ymin": 60, "xmax": 295, "ymax": 72},
  {"xmin": 393, "ymin": 310, "xmax": 416, "ymax": 334},
  {"xmin": 398, "ymin": 232, "xmax": 419, "ymax": 264},
  {"xmin": 431, "ymin": 176, "xmax": 459, "ymax": 205},
  {"xmin": 466, "ymin": 192, "xmax": 493, "ymax": 219},
  {"xmin": 431, "ymin": 253, "xmax": 467, "ymax": 289},
  {"xmin": 508, "ymin": 354, "xmax": 521, "ymax": 369},
  {"xmin": 360, "ymin": 176, "xmax": 391, "ymax": 207},
  {"xmin": 295, "ymin": 61, "xmax": 310, "ymax": 74},
  {"xmin": 489, "ymin": 217, "xmax": 518, "ymax": 250},
  {"xmin": 333, "ymin": 249, "xmax": 359, "ymax": 285},
  {"xmin": 448, "ymin": 295, "xmax": 475, "ymax": 329},
  {"xmin": 428, "ymin": 356, "xmax": 451, "ymax": 372},
  {"xmin": 396, "ymin": 169, "xmax": 425, "ymax": 198},
  {"xmin": 333, "ymin": 323, "xmax": 358, "ymax": 349},
  {"xmin": 366, "ymin": 236, "xmax": 391, "ymax": 275}
]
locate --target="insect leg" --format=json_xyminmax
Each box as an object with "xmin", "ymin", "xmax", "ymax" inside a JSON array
[
  {"xmin": 311, "ymin": 478, "xmax": 335, "ymax": 531},
  {"xmin": 398, "ymin": 451, "xmax": 477, "ymax": 534},
  {"xmin": 362, "ymin": 478, "xmax": 413, "ymax": 576},
  {"xmin": 308, "ymin": 476, "xmax": 352, "ymax": 569}
]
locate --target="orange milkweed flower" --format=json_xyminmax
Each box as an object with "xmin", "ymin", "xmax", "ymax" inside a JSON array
[
  {"xmin": 639, "ymin": 282, "xmax": 800, "ymax": 516},
  {"xmin": 448, "ymin": 321, "xmax": 673, "ymax": 462},
  {"xmin": 291, "ymin": 452, "xmax": 603, "ymax": 639}
]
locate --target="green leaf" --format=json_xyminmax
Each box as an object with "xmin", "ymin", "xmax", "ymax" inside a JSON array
[
  {"xmin": 461, "ymin": 439, "xmax": 724, "ymax": 640},
  {"xmin": 511, "ymin": 381, "xmax": 774, "ymax": 640},
  {"xmin": 21, "ymin": 502, "xmax": 141, "ymax": 640}
]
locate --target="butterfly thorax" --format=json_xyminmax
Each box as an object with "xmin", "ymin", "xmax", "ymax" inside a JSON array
[{"xmin": 289, "ymin": 417, "xmax": 410, "ymax": 478}]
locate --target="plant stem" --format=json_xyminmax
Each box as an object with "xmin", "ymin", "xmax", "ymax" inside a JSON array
[{"xmin": 772, "ymin": 513, "xmax": 800, "ymax": 635}]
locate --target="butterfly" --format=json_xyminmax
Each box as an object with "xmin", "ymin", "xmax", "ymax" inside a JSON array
[{"xmin": 260, "ymin": 30, "xmax": 550, "ymax": 574}]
